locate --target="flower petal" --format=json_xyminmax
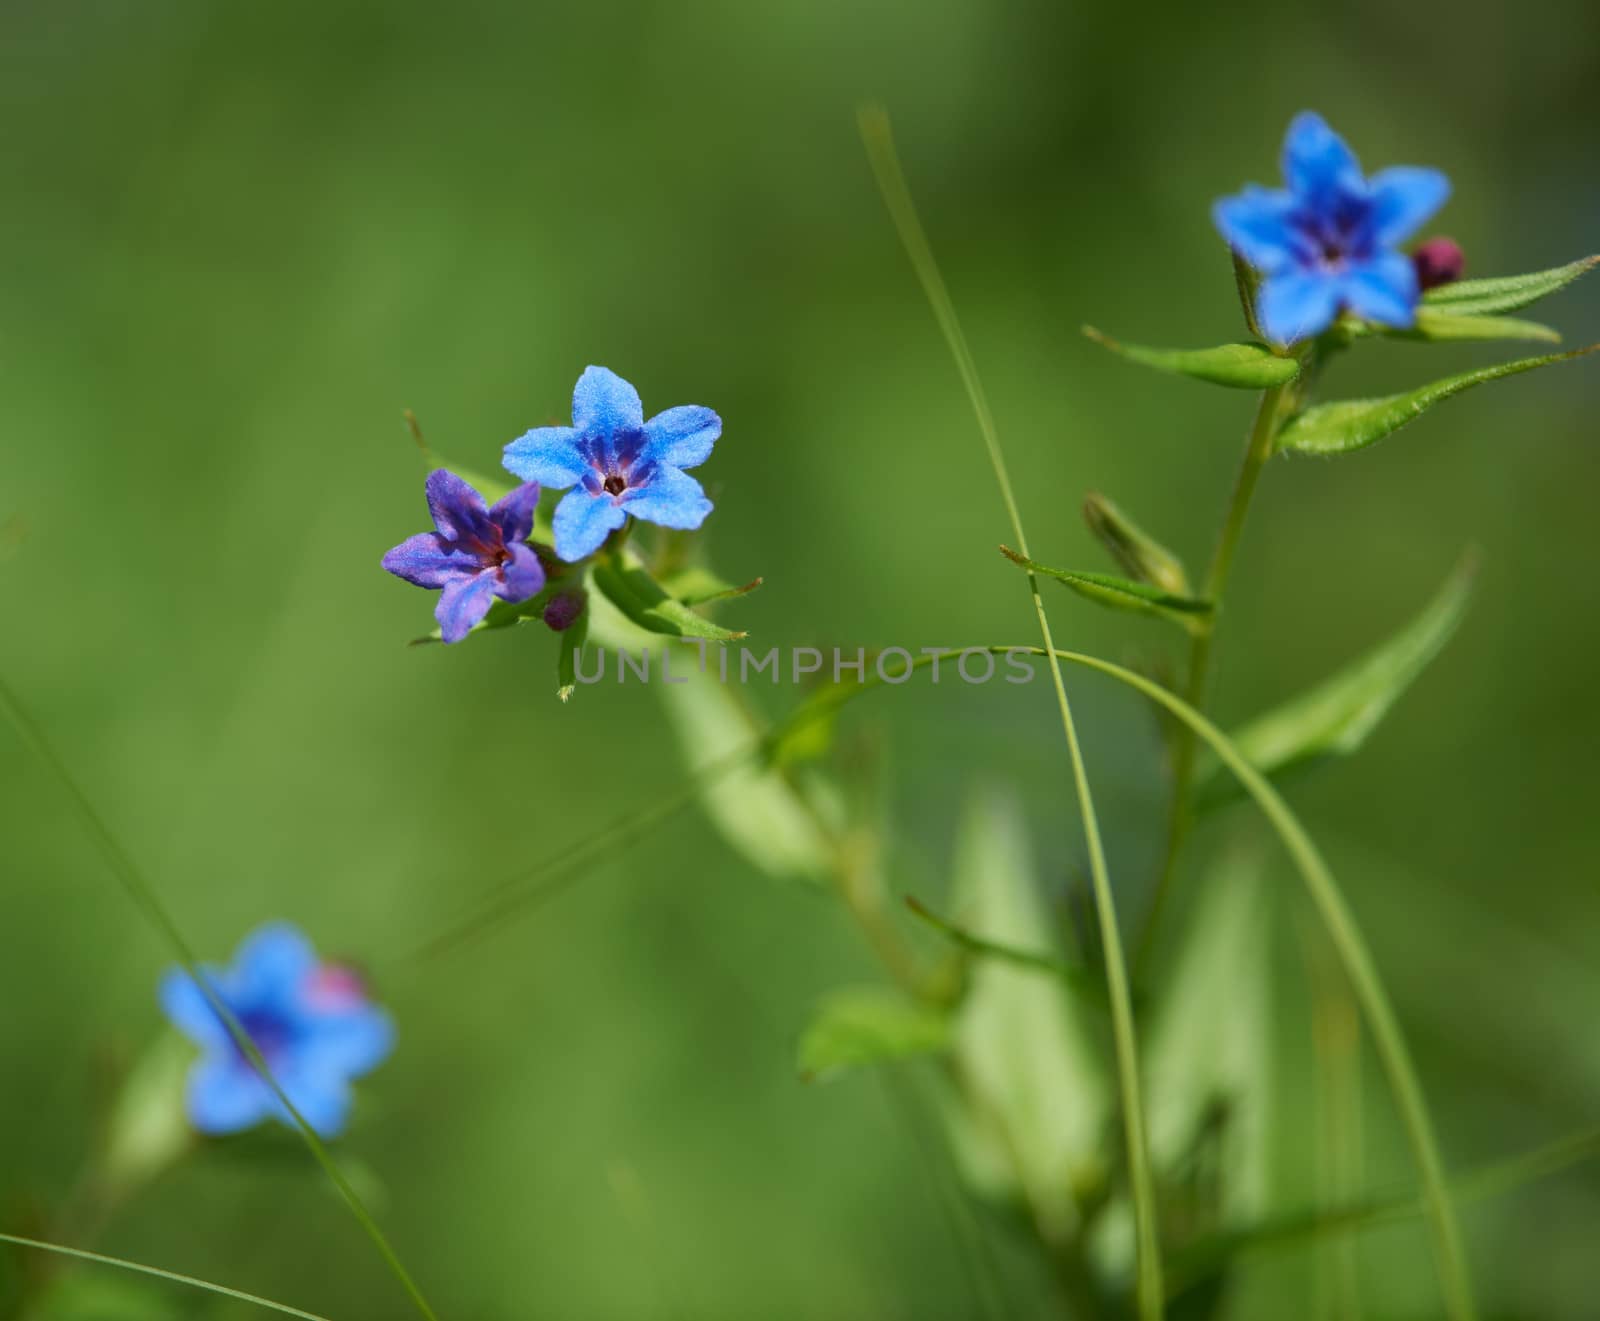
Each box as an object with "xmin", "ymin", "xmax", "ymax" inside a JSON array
[
  {"xmin": 572, "ymin": 365, "xmax": 644, "ymax": 435},
  {"xmin": 489, "ymin": 481, "xmax": 541, "ymax": 545},
  {"xmin": 235, "ymin": 923, "xmax": 318, "ymax": 1004},
  {"xmin": 159, "ymin": 968, "xmax": 230, "ymax": 1050},
  {"xmin": 552, "ymin": 487, "xmax": 628, "ymax": 562},
  {"xmin": 1368, "ymin": 167, "xmax": 1451, "ymax": 247},
  {"xmin": 424, "ymin": 470, "xmax": 493, "ymax": 545},
  {"xmin": 1212, "ymin": 186, "xmax": 1310, "ymax": 274},
  {"xmin": 642, "ymin": 405, "xmax": 721, "ymax": 470},
  {"xmin": 381, "ymin": 533, "xmax": 481, "ymax": 589},
  {"xmin": 619, "ymin": 465, "xmax": 713, "ymax": 531},
  {"xmin": 1340, "ymin": 252, "xmax": 1419, "ymax": 328},
  {"xmin": 187, "ymin": 1057, "xmax": 274, "ymax": 1135},
  {"xmin": 502, "ymin": 427, "xmax": 587, "ymax": 489},
  {"xmin": 494, "ymin": 541, "xmax": 545, "ymax": 603},
  {"xmin": 435, "ymin": 570, "xmax": 498, "ymax": 643},
  {"xmin": 304, "ymin": 1006, "xmax": 396, "ymax": 1080},
  {"xmin": 1281, "ymin": 111, "xmax": 1364, "ymax": 207},
  {"xmin": 274, "ymin": 1070, "xmax": 353, "ymax": 1138},
  {"xmin": 1256, "ymin": 270, "xmax": 1341, "ymax": 345}
]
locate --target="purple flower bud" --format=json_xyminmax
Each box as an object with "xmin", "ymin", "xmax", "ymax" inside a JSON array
[
  {"xmin": 543, "ymin": 591, "xmax": 586, "ymax": 632},
  {"xmin": 1412, "ymin": 236, "xmax": 1464, "ymax": 291}
]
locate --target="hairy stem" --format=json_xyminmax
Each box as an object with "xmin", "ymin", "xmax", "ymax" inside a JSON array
[{"xmin": 1137, "ymin": 381, "xmax": 1290, "ymax": 971}]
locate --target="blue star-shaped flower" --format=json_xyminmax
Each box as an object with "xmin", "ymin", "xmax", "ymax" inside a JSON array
[
  {"xmin": 502, "ymin": 365, "xmax": 720, "ymax": 563},
  {"xmin": 1213, "ymin": 112, "xmax": 1450, "ymax": 345},
  {"xmin": 159, "ymin": 923, "xmax": 395, "ymax": 1138},
  {"xmin": 382, "ymin": 470, "xmax": 546, "ymax": 643}
]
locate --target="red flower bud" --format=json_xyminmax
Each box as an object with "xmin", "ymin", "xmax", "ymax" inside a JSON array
[{"xmin": 1412, "ymin": 237, "xmax": 1464, "ymax": 291}]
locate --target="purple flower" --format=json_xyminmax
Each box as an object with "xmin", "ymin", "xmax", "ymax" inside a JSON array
[
  {"xmin": 159, "ymin": 923, "xmax": 395, "ymax": 1138},
  {"xmin": 382, "ymin": 470, "xmax": 545, "ymax": 643},
  {"xmin": 502, "ymin": 365, "xmax": 719, "ymax": 563},
  {"xmin": 1213, "ymin": 112, "xmax": 1450, "ymax": 345}
]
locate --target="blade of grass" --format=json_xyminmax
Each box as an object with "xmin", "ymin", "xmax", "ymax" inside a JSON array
[
  {"xmin": 769, "ymin": 643, "xmax": 1476, "ymax": 1319},
  {"xmin": 859, "ymin": 104, "xmax": 1164, "ymax": 1319},
  {"xmin": 1166, "ymin": 1122, "xmax": 1600, "ymax": 1296},
  {"xmin": 0, "ymin": 675, "xmax": 440, "ymax": 1321},
  {"xmin": 0, "ymin": 1231, "xmax": 334, "ymax": 1321}
]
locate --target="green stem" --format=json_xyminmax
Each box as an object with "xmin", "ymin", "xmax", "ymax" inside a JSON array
[
  {"xmin": 1137, "ymin": 381, "xmax": 1290, "ymax": 971},
  {"xmin": 0, "ymin": 678, "xmax": 442, "ymax": 1321},
  {"xmin": 773, "ymin": 645, "xmax": 1478, "ymax": 1321},
  {"xmin": 860, "ymin": 104, "xmax": 1164, "ymax": 1319}
]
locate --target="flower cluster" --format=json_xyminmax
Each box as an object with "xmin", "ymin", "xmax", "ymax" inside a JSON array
[
  {"xmin": 382, "ymin": 366, "xmax": 721, "ymax": 641},
  {"xmin": 1214, "ymin": 111, "xmax": 1450, "ymax": 344},
  {"xmin": 160, "ymin": 923, "xmax": 394, "ymax": 1138}
]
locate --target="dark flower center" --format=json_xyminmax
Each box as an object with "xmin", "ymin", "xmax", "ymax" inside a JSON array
[
  {"xmin": 602, "ymin": 474, "xmax": 627, "ymax": 497},
  {"xmin": 236, "ymin": 1009, "xmax": 291, "ymax": 1064}
]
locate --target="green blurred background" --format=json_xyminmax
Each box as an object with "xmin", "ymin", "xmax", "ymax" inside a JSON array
[{"xmin": 3, "ymin": 0, "xmax": 1599, "ymax": 1316}]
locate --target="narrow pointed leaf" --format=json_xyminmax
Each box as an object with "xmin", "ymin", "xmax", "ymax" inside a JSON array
[
  {"xmin": 948, "ymin": 788, "xmax": 1109, "ymax": 1236},
  {"xmin": 591, "ymin": 549, "xmax": 748, "ymax": 642},
  {"xmin": 797, "ymin": 986, "xmax": 950, "ymax": 1082},
  {"xmin": 1198, "ymin": 555, "xmax": 1475, "ymax": 804},
  {"xmin": 1422, "ymin": 256, "xmax": 1599, "ymax": 316},
  {"xmin": 1276, "ymin": 346, "xmax": 1598, "ymax": 457},
  {"xmin": 1382, "ymin": 308, "xmax": 1562, "ymax": 344},
  {"xmin": 1000, "ymin": 546, "xmax": 1212, "ymax": 628},
  {"xmin": 1083, "ymin": 492, "xmax": 1191, "ymax": 595},
  {"xmin": 658, "ymin": 566, "xmax": 765, "ymax": 607},
  {"xmin": 1083, "ymin": 325, "xmax": 1299, "ymax": 388},
  {"xmin": 1147, "ymin": 850, "xmax": 1275, "ymax": 1222}
]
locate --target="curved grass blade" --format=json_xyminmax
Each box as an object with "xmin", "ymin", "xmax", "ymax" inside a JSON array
[
  {"xmin": 0, "ymin": 677, "xmax": 441, "ymax": 1321},
  {"xmin": 1422, "ymin": 256, "xmax": 1599, "ymax": 316},
  {"xmin": 1166, "ymin": 1122, "xmax": 1600, "ymax": 1298},
  {"xmin": 772, "ymin": 645, "xmax": 1479, "ymax": 1320},
  {"xmin": 861, "ymin": 104, "xmax": 1165, "ymax": 1317},
  {"xmin": 1000, "ymin": 546, "xmax": 1212, "ymax": 630},
  {"xmin": 0, "ymin": 1232, "xmax": 332, "ymax": 1320},
  {"xmin": 1197, "ymin": 553, "xmax": 1475, "ymax": 805},
  {"xmin": 1082, "ymin": 326, "xmax": 1300, "ymax": 388},
  {"xmin": 1276, "ymin": 345, "xmax": 1598, "ymax": 456}
]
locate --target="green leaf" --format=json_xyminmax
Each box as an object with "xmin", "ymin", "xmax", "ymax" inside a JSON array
[
  {"xmin": 1146, "ymin": 849, "xmax": 1275, "ymax": 1222},
  {"xmin": 658, "ymin": 565, "xmax": 764, "ymax": 607},
  {"xmin": 645, "ymin": 648, "xmax": 832, "ymax": 882},
  {"xmin": 1082, "ymin": 491, "xmax": 1191, "ymax": 595},
  {"xmin": 797, "ymin": 985, "xmax": 950, "ymax": 1081},
  {"xmin": 1199, "ymin": 555, "xmax": 1475, "ymax": 804},
  {"xmin": 1000, "ymin": 545, "xmax": 1212, "ymax": 628},
  {"xmin": 1275, "ymin": 346, "xmax": 1599, "ymax": 456},
  {"xmin": 1422, "ymin": 255, "xmax": 1599, "ymax": 316},
  {"xmin": 591, "ymin": 549, "xmax": 748, "ymax": 642},
  {"xmin": 947, "ymin": 787, "xmax": 1109, "ymax": 1237},
  {"xmin": 1083, "ymin": 325, "xmax": 1300, "ymax": 388},
  {"xmin": 1383, "ymin": 307, "xmax": 1561, "ymax": 344}
]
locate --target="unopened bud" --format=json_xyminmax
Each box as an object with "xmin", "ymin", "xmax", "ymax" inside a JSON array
[
  {"xmin": 1412, "ymin": 237, "xmax": 1464, "ymax": 291},
  {"xmin": 1082, "ymin": 493, "xmax": 1190, "ymax": 596}
]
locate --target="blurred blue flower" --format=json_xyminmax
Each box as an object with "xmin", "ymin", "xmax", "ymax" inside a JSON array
[
  {"xmin": 503, "ymin": 365, "xmax": 720, "ymax": 562},
  {"xmin": 159, "ymin": 923, "xmax": 395, "ymax": 1138},
  {"xmin": 382, "ymin": 469, "xmax": 545, "ymax": 643},
  {"xmin": 1213, "ymin": 112, "xmax": 1450, "ymax": 345}
]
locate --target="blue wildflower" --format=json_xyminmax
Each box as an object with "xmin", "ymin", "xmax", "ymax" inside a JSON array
[
  {"xmin": 159, "ymin": 923, "xmax": 395, "ymax": 1138},
  {"xmin": 503, "ymin": 365, "xmax": 720, "ymax": 563},
  {"xmin": 382, "ymin": 470, "xmax": 545, "ymax": 643},
  {"xmin": 1213, "ymin": 112, "xmax": 1450, "ymax": 345}
]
